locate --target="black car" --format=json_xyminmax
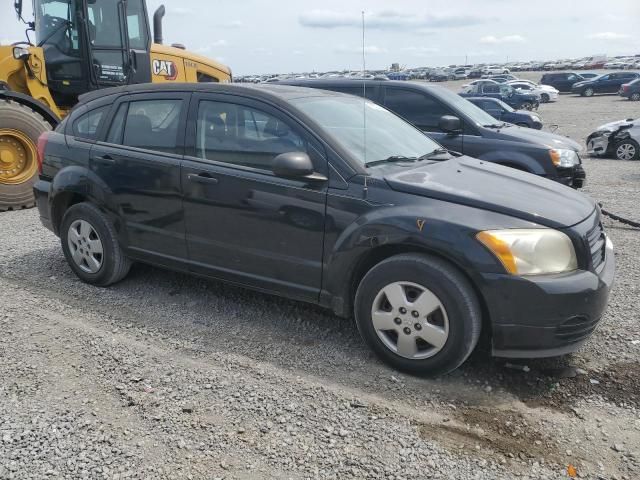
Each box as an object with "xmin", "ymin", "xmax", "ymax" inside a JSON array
[
  {"xmin": 34, "ymin": 83, "xmax": 614, "ymax": 376},
  {"xmin": 459, "ymin": 83, "xmax": 540, "ymax": 110},
  {"xmin": 619, "ymin": 78, "xmax": 640, "ymax": 101},
  {"xmin": 278, "ymin": 79, "xmax": 585, "ymax": 188},
  {"xmin": 571, "ymin": 72, "xmax": 640, "ymax": 97},
  {"xmin": 540, "ymin": 72, "xmax": 585, "ymax": 92},
  {"xmin": 466, "ymin": 97, "xmax": 543, "ymax": 129}
]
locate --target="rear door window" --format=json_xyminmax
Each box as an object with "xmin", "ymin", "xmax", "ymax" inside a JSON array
[
  {"xmin": 121, "ymin": 99, "xmax": 184, "ymax": 154},
  {"xmin": 383, "ymin": 88, "xmax": 453, "ymax": 131}
]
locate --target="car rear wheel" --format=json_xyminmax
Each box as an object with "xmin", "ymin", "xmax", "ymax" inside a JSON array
[
  {"xmin": 521, "ymin": 102, "xmax": 533, "ymax": 110},
  {"xmin": 615, "ymin": 139, "xmax": 640, "ymax": 161},
  {"xmin": 630, "ymin": 92, "xmax": 640, "ymax": 101},
  {"xmin": 582, "ymin": 88, "xmax": 595, "ymax": 97},
  {"xmin": 540, "ymin": 93, "xmax": 550, "ymax": 103},
  {"xmin": 60, "ymin": 203, "xmax": 132, "ymax": 286},
  {"xmin": 354, "ymin": 254, "xmax": 481, "ymax": 376}
]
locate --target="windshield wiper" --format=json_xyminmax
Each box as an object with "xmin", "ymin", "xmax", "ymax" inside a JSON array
[
  {"xmin": 483, "ymin": 123, "xmax": 507, "ymax": 129},
  {"xmin": 365, "ymin": 155, "xmax": 418, "ymax": 167},
  {"xmin": 419, "ymin": 148, "xmax": 451, "ymax": 159}
]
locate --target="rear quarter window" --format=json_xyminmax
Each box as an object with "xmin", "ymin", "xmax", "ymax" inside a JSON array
[{"xmin": 71, "ymin": 105, "xmax": 109, "ymax": 140}]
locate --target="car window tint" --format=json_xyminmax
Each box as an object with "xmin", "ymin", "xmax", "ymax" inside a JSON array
[
  {"xmin": 325, "ymin": 86, "xmax": 378, "ymax": 101},
  {"xmin": 122, "ymin": 99, "xmax": 183, "ymax": 153},
  {"xmin": 106, "ymin": 103, "xmax": 128, "ymax": 144},
  {"xmin": 383, "ymin": 89, "xmax": 453, "ymax": 130},
  {"xmin": 195, "ymin": 100, "xmax": 306, "ymax": 171},
  {"xmin": 72, "ymin": 105, "xmax": 109, "ymax": 140}
]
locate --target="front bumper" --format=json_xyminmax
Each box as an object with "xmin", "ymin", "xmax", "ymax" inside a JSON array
[
  {"xmin": 555, "ymin": 163, "xmax": 586, "ymax": 189},
  {"xmin": 485, "ymin": 235, "xmax": 615, "ymax": 359},
  {"xmin": 587, "ymin": 133, "xmax": 612, "ymax": 156}
]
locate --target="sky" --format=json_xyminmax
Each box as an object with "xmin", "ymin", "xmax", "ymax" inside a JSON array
[{"xmin": 2, "ymin": 0, "xmax": 640, "ymax": 75}]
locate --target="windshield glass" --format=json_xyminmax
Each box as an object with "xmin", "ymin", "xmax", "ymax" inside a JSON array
[
  {"xmin": 437, "ymin": 88, "xmax": 500, "ymax": 126},
  {"xmin": 499, "ymin": 85, "xmax": 514, "ymax": 96},
  {"xmin": 34, "ymin": 0, "xmax": 79, "ymax": 50},
  {"xmin": 497, "ymin": 100, "xmax": 515, "ymax": 112},
  {"xmin": 290, "ymin": 96, "xmax": 442, "ymax": 166}
]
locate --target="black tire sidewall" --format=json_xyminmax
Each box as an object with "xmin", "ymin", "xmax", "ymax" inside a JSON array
[
  {"xmin": 60, "ymin": 203, "xmax": 119, "ymax": 286},
  {"xmin": 354, "ymin": 255, "xmax": 480, "ymax": 376}
]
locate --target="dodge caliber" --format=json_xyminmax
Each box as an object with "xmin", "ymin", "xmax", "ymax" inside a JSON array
[{"xmin": 34, "ymin": 83, "xmax": 615, "ymax": 375}]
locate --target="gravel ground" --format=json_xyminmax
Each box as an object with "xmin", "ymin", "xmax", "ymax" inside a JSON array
[{"xmin": 1, "ymin": 82, "xmax": 639, "ymax": 480}]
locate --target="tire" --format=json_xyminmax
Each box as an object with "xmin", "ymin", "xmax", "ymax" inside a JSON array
[
  {"xmin": 630, "ymin": 92, "xmax": 640, "ymax": 101},
  {"xmin": 354, "ymin": 254, "xmax": 481, "ymax": 376},
  {"xmin": 0, "ymin": 100, "xmax": 52, "ymax": 211},
  {"xmin": 614, "ymin": 139, "xmax": 640, "ymax": 161},
  {"xmin": 540, "ymin": 93, "xmax": 550, "ymax": 103},
  {"xmin": 521, "ymin": 102, "xmax": 533, "ymax": 111},
  {"xmin": 60, "ymin": 203, "xmax": 132, "ymax": 286},
  {"xmin": 583, "ymin": 88, "xmax": 594, "ymax": 97}
]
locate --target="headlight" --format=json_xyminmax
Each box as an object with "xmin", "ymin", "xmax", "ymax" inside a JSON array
[
  {"xmin": 12, "ymin": 46, "xmax": 30, "ymax": 60},
  {"xmin": 532, "ymin": 115, "xmax": 541, "ymax": 122},
  {"xmin": 477, "ymin": 229, "xmax": 578, "ymax": 275},
  {"xmin": 549, "ymin": 148, "xmax": 579, "ymax": 167}
]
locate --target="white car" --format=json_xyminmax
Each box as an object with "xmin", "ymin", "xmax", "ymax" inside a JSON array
[
  {"xmin": 587, "ymin": 118, "xmax": 640, "ymax": 160},
  {"xmin": 507, "ymin": 80, "xmax": 559, "ymax": 103},
  {"xmin": 460, "ymin": 79, "xmax": 499, "ymax": 93},
  {"xmin": 482, "ymin": 66, "xmax": 510, "ymax": 75}
]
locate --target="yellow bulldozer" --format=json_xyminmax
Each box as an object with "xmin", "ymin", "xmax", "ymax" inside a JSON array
[{"xmin": 0, "ymin": 0, "xmax": 232, "ymax": 211}]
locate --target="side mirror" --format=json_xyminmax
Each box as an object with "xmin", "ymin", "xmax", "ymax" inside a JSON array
[
  {"xmin": 439, "ymin": 115, "xmax": 462, "ymax": 134},
  {"xmin": 273, "ymin": 151, "xmax": 324, "ymax": 180}
]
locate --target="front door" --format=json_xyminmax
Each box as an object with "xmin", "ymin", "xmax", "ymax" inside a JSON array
[
  {"xmin": 89, "ymin": 92, "xmax": 189, "ymax": 267},
  {"xmin": 181, "ymin": 94, "xmax": 328, "ymax": 301}
]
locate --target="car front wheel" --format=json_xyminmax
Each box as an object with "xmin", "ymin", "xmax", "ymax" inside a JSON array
[
  {"xmin": 60, "ymin": 203, "xmax": 132, "ymax": 286},
  {"xmin": 354, "ymin": 254, "xmax": 481, "ymax": 376},
  {"xmin": 615, "ymin": 139, "xmax": 640, "ymax": 160},
  {"xmin": 582, "ymin": 88, "xmax": 595, "ymax": 97},
  {"xmin": 630, "ymin": 92, "xmax": 640, "ymax": 101}
]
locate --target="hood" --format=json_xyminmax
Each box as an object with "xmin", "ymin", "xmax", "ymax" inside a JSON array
[
  {"xmin": 595, "ymin": 118, "xmax": 636, "ymax": 133},
  {"xmin": 384, "ymin": 157, "xmax": 595, "ymax": 229},
  {"xmin": 495, "ymin": 125, "xmax": 582, "ymax": 151}
]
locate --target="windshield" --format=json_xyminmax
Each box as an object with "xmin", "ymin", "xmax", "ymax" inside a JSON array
[
  {"xmin": 34, "ymin": 0, "xmax": 79, "ymax": 50},
  {"xmin": 499, "ymin": 85, "xmax": 514, "ymax": 96},
  {"xmin": 497, "ymin": 100, "xmax": 515, "ymax": 112},
  {"xmin": 290, "ymin": 96, "xmax": 442, "ymax": 166}
]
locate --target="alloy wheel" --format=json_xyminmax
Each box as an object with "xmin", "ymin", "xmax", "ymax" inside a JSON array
[
  {"xmin": 616, "ymin": 143, "xmax": 637, "ymax": 161},
  {"xmin": 67, "ymin": 219, "xmax": 104, "ymax": 274},
  {"xmin": 370, "ymin": 281, "xmax": 449, "ymax": 360}
]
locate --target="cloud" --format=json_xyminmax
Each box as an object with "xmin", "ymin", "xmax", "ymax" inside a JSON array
[
  {"xmin": 334, "ymin": 45, "xmax": 388, "ymax": 54},
  {"xmin": 292, "ymin": 50, "xmax": 304, "ymax": 55},
  {"xmin": 400, "ymin": 46, "xmax": 440, "ymax": 56},
  {"xmin": 219, "ymin": 20, "xmax": 244, "ymax": 29},
  {"xmin": 196, "ymin": 40, "xmax": 228, "ymax": 53},
  {"xmin": 167, "ymin": 7, "xmax": 193, "ymax": 15},
  {"xmin": 299, "ymin": 10, "xmax": 488, "ymax": 30},
  {"xmin": 588, "ymin": 32, "xmax": 631, "ymax": 41},
  {"xmin": 480, "ymin": 35, "xmax": 526, "ymax": 44}
]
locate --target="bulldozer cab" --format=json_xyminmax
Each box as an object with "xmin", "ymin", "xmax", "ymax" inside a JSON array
[{"xmin": 29, "ymin": 0, "xmax": 152, "ymax": 106}]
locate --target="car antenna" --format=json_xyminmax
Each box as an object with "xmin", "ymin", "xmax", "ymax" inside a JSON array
[{"xmin": 361, "ymin": 10, "xmax": 369, "ymax": 200}]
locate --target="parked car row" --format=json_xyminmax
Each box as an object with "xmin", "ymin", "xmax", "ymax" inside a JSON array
[{"xmin": 34, "ymin": 81, "xmax": 613, "ymax": 377}]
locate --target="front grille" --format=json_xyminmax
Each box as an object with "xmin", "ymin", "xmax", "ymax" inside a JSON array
[
  {"xmin": 586, "ymin": 222, "xmax": 606, "ymax": 272},
  {"xmin": 556, "ymin": 315, "xmax": 600, "ymax": 343}
]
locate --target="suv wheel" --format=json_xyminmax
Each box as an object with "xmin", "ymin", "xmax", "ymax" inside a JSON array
[
  {"xmin": 60, "ymin": 203, "xmax": 132, "ymax": 286},
  {"xmin": 354, "ymin": 254, "xmax": 481, "ymax": 376},
  {"xmin": 630, "ymin": 92, "xmax": 640, "ymax": 101},
  {"xmin": 583, "ymin": 87, "xmax": 595, "ymax": 97},
  {"xmin": 615, "ymin": 139, "xmax": 640, "ymax": 161}
]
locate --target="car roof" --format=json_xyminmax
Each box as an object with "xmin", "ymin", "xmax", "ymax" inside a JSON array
[
  {"xmin": 77, "ymin": 82, "xmax": 346, "ymax": 107},
  {"xmin": 276, "ymin": 78, "xmax": 456, "ymax": 96}
]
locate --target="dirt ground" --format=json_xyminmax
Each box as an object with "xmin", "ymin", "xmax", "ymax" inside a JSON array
[{"xmin": 1, "ymin": 76, "xmax": 639, "ymax": 480}]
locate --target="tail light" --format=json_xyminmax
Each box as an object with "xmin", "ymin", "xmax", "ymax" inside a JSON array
[
  {"xmin": 623, "ymin": 84, "xmax": 630, "ymax": 92},
  {"xmin": 36, "ymin": 131, "xmax": 49, "ymax": 174}
]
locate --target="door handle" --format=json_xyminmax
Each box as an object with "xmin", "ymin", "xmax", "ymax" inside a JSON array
[
  {"xmin": 187, "ymin": 173, "xmax": 219, "ymax": 185},
  {"xmin": 91, "ymin": 154, "xmax": 116, "ymax": 165}
]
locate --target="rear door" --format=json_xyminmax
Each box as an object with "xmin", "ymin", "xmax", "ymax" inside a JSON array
[
  {"xmin": 181, "ymin": 93, "xmax": 329, "ymax": 301},
  {"xmin": 89, "ymin": 92, "xmax": 189, "ymax": 267},
  {"xmin": 381, "ymin": 87, "xmax": 463, "ymax": 153}
]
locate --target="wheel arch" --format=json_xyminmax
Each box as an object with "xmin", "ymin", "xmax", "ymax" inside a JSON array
[
  {"xmin": 338, "ymin": 243, "xmax": 492, "ymax": 338},
  {"xmin": 51, "ymin": 190, "xmax": 88, "ymax": 235},
  {"xmin": 0, "ymin": 90, "xmax": 60, "ymax": 128}
]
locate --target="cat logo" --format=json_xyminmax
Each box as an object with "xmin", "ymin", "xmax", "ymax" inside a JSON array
[{"xmin": 152, "ymin": 59, "xmax": 178, "ymax": 80}]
